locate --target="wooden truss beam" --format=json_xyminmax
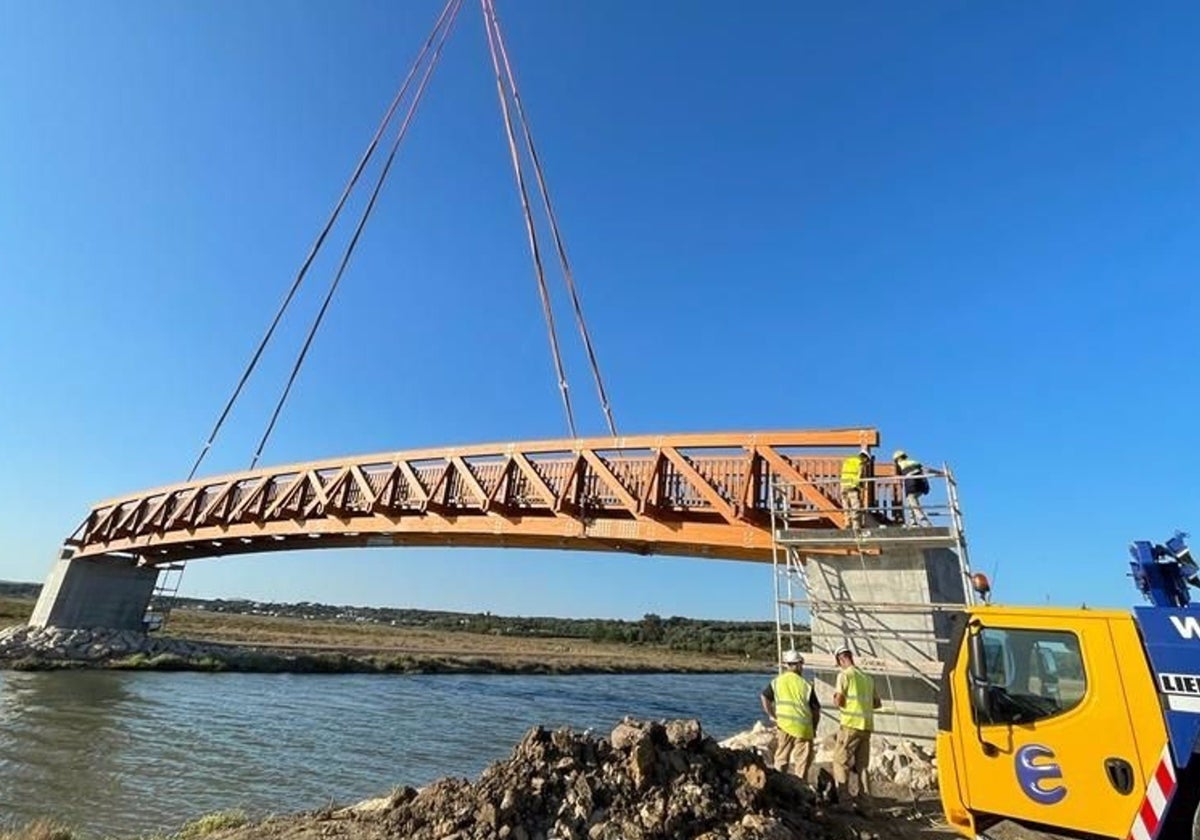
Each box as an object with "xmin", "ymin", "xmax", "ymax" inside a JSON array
[{"xmin": 69, "ymin": 429, "xmax": 885, "ymax": 564}]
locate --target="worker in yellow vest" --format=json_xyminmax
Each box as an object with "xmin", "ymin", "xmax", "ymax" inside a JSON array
[
  {"xmin": 839, "ymin": 450, "xmax": 871, "ymax": 529},
  {"xmin": 893, "ymin": 449, "xmax": 938, "ymax": 527},
  {"xmin": 759, "ymin": 648, "xmax": 821, "ymax": 784},
  {"xmin": 832, "ymin": 643, "xmax": 882, "ymax": 811}
]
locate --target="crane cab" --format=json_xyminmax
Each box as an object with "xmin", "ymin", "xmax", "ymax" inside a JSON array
[{"xmin": 937, "ymin": 605, "xmax": 1200, "ymax": 840}]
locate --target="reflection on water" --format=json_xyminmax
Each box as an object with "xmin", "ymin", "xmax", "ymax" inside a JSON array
[
  {"xmin": 0, "ymin": 672, "xmax": 137, "ymax": 811},
  {"xmin": 0, "ymin": 670, "xmax": 766, "ymax": 838}
]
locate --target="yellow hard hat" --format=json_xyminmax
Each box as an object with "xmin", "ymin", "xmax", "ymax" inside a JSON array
[{"xmin": 892, "ymin": 450, "xmax": 907, "ymax": 461}]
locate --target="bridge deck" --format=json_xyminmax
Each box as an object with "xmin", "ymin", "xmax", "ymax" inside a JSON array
[{"xmin": 68, "ymin": 429, "xmax": 898, "ymax": 564}]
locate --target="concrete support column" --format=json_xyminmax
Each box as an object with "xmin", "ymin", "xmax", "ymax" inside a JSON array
[
  {"xmin": 29, "ymin": 553, "xmax": 158, "ymax": 631},
  {"xmin": 806, "ymin": 544, "xmax": 968, "ymax": 744}
]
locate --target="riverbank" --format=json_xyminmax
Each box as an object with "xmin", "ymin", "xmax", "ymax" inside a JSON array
[
  {"xmin": 1, "ymin": 717, "xmax": 953, "ymax": 840},
  {"xmin": 0, "ymin": 598, "xmax": 770, "ymax": 674},
  {"xmin": 0, "ymin": 623, "xmax": 761, "ymax": 674}
]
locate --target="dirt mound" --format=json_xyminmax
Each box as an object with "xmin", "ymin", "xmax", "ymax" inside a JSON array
[{"xmin": 209, "ymin": 718, "xmax": 896, "ymax": 840}]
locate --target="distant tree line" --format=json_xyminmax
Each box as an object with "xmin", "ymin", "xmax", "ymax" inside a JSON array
[
  {"xmin": 2, "ymin": 579, "xmax": 806, "ymax": 662},
  {"xmin": 177, "ymin": 598, "xmax": 805, "ymax": 661}
]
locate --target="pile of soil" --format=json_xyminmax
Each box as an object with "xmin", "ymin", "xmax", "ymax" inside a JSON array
[{"xmin": 205, "ymin": 719, "xmax": 930, "ymax": 840}]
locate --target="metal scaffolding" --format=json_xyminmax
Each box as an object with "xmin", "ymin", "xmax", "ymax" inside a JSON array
[{"xmin": 769, "ymin": 464, "xmax": 976, "ymax": 743}]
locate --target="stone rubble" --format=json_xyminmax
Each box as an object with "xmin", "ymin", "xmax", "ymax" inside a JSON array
[
  {"xmin": 719, "ymin": 722, "xmax": 938, "ymax": 792},
  {"xmin": 303, "ymin": 718, "xmax": 869, "ymax": 840},
  {"xmin": 0, "ymin": 623, "xmax": 239, "ymax": 665}
]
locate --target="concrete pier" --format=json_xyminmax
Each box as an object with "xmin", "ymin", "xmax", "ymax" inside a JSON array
[
  {"xmin": 29, "ymin": 552, "xmax": 158, "ymax": 631},
  {"xmin": 778, "ymin": 528, "xmax": 971, "ymax": 745}
]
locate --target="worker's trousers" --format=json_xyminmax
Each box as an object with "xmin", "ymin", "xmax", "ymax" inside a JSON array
[
  {"xmin": 904, "ymin": 493, "xmax": 931, "ymax": 527},
  {"xmin": 773, "ymin": 731, "xmax": 814, "ymax": 783},
  {"xmin": 842, "ymin": 487, "xmax": 864, "ymax": 529},
  {"xmin": 832, "ymin": 725, "xmax": 872, "ymax": 801}
]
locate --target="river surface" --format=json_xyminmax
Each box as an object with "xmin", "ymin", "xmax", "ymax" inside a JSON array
[{"xmin": 0, "ymin": 670, "xmax": 767, "ymax": 837}]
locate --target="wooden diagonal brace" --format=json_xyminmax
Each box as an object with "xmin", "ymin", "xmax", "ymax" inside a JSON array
[
  {"xmin": 450, "ymin": 456, "xmax": 489, "ymax": 510},
  {"xmin": 264, "ymin": 474, "xmax": 307, "ymax": 520},
  {"xmin": 662, "ymin": 448, "xmax": 738, "ymax": 523},
  {"xmin": 142, "ymin": 493, "xmax": 175, "ymax": 533},
  {"xmin": 637, "ymin": 451, "xmax": 663, "ymax": 514},
  {"xmin": 302, "ymin": 469, "xmax": 339, "ymax": 518},
  {"xmin": 758, "ymin": 446, "xmax": 846, "ymax": 528},
  {"xmin": 229, "ymin": 477, "xmax": 269, "ymax": 522},
  {"xmin": 425, "ymin": 462, "xmax": 453, "ymax": 508},
  {"xmin": 310, "ymin": 466, "xmax": 350, "ymax": 515},
  {"xmin": 512, "ymin": 453, "xmax": 556, "ymax": 508},
  {"xmin": 113, "ymin": 499, "xmax": 148, "ymax": 537},
  {"xmin": 739, "ymin": 449, "xmax": 761, "ymax": 516},
  {"xmin": 349, "ymin": 465, "xmax": 379, "ymax": 510},
  {"xmin": 164, "ymin": 486, "xmax": 205, "ymax": 530},
  {"xmin": 198, "ymin": 482, "xmax": 238, "ymax": 526},
  {"xmin": 396, "ymin": 461, "xmax": 430, "ymax": 510},
  {"xmin": 88, "ymin": 505, "xmax": 122, "ymax": 541},
  {"xmin": 581, "ymin": 450, "xmax": 638, "ymax": 512},
  {"xmin": 556, "ymin": 455, "xmax": 585, "ymax": 512},
  {"xmin": 486, "ymin": 457, "xmax": 514, "ymax": 508}
]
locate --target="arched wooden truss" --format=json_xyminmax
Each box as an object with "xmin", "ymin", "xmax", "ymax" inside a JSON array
[{"xmin": 69, "ymin": 429, "xmax": 892, "ymax": 565}]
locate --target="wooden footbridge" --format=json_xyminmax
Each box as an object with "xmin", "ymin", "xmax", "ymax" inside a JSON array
[
  {"xmin": 30, "ymin": 2, "xmax": 941, "ymax": 650},
  {"xmin": 69, "ymin": 429, "xmax": 889, "ymax": 566}
]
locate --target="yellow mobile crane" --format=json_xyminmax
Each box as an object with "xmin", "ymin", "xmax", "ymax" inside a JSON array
[{"xmin": 938, "ymin": 533, "xmax": 1200, "ymax": 840}]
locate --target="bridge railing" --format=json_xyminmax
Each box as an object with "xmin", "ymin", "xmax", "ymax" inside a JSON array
[{"xmin": 68, "ymin": 430, "xmax": 884, "ymax": 560}]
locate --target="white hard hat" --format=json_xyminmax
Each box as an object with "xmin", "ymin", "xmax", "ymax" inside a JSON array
[
  {"xmin": 834, "ymin": 644, "xmax": 853, "ymax": 658},
  {"xmin": 782, "ymin": 649, "xmax": 803, "ymax": 665}
]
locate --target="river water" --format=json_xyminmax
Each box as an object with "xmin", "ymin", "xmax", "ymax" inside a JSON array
[{"xmin": 0, "ymin": 670, "xmax": 767, "ymax": 837}]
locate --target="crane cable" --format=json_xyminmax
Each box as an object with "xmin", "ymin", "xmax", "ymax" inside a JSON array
[
  {"xmin": 250, "ymin": 0, "xmax": 463, "ymax": 468},
  {"xmin": 480, "ymin": 0, "xmax": 578, "ymax": 438},
  {"xmin": 192, "ymin": 0, "xmax": 616, "ymax": 479},
  {"xmin": 186, "ymin": 0, "xmax": 462, "ymax": 480},
  {"xmin": 483, "ymin": 0, "xmax": 617, "ymax": 437}
]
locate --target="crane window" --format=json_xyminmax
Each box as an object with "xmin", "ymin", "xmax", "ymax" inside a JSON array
[{"xmin": 973, "ymin": 628, "xmax": 1086, "ymax": 725}]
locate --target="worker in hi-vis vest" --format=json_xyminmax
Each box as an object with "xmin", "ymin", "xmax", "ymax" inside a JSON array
[
  {"xmin": 892, "ymin": 449, "xmax": 938, "ymax": 527},
  {"xmin": 839, "ymin": 450, "xmax": 871, "ymax": 530},
  {"xmin": 759, "ymin": 648, "xmax": 821, "ymax": 784},
  {"xmin": 832, "ymin": 644, "xmax": 882, "ymax": 811}
]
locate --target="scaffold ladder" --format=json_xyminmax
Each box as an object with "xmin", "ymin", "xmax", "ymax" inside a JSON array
[
  {"xmin": 767, "ymin": 462, "xmax": 977, "ymax": 715},
  {"xmin": 145, "ymin": 563, "xmax": 187, "ymax": 631}
]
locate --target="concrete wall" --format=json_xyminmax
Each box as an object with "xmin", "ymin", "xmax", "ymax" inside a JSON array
[
  {"xmin": 29, "ymin": 555, "xmax": 158, "ymax": 631},
  {"xmin": 803, "ymin": 542, "xmax": 969, "ymax": 744}
]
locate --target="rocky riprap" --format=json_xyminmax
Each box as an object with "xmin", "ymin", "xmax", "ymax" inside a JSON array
[
  {"xmin": 210, "ymin": 718, "xmax": 882, "ymax": 840},
  {"xmin": 0, "ymin": 624, "xmax": 239, "ymax": 667},
  {"xmin": 719, "ymin": 722, "xmax": 938, "ymax": 792}
]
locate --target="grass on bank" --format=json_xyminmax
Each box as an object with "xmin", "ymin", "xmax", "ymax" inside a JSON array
[
  {"xmin": 173, "ymin": 810, "xmax": 248, "ymax": 838},
  {"xmin": 0, "ymin": 809, "xmax": 247, "ymax": 840},
  {"xmin": 1, "ymin": 592, "xmax": 781, "ymax": 672},
  {"xmin": 0, "ymin": 819, "xmax": 74, "ymax": 840},
  {"xmin": 0, "ymin": 597, "xmax": 32, "ymax": 625}
]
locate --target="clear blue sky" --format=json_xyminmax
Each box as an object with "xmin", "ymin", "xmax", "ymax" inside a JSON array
[{"xmin": 1, "ymin": 2, "xmax": 1197, "ymax": 620}]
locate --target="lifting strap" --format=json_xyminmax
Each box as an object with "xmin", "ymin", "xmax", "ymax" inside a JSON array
[
  {"xmin": 189, "ymin": 0, "xmax": 616, "ymax": 477},
  {"xmin": 187, "ymin": 0, "xmax": 463, "ymax": 479},
  {"xmin": 482, "ymin": 0, "xmax": 617, "ymax": 437},
  {"xmin": 250, "ymin": 0, "xmax": 463, "ymax": 468}
]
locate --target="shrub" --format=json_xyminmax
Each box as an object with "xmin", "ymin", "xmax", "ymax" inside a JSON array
[
  {"xmin": 0, "ymin": 818, "xmax": 75, "ymax": 840},
  {"xmin": 174, "ymin": 810, "xmax": 247, "ymax": 839}
]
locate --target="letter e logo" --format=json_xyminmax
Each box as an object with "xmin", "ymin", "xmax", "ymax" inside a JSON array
[{"xmin": 1015, "ymin": 744, "xmax": 1067, "ymax": 805}]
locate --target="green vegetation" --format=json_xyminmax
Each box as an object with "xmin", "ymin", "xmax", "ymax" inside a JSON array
[
  {"xmin": 1, "ymin": 580, "xmax": 807, "ymax": 672},
  {"xmin": 0, "ymin": 596, "xmax": 34, "ymax": 625},
  {"xmin": 0, "ymin": 819, "xmax": 75, "ymax": 840},
  {"xmin": 173, "ymin": 811, "xmax": 247, "ymax": 839},
  {"xmin": 169, "ymin": 598, "xmax": 805, "ymax": 661}
]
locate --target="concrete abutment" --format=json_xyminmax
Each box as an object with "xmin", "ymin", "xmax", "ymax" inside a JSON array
[
  {"xmin": 781, "ymin": 533, "xmax": 970, "ymax": 745},
  {"xmin": 30, "ymin": 554, "xmax": 158, "ymax": 631}
]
